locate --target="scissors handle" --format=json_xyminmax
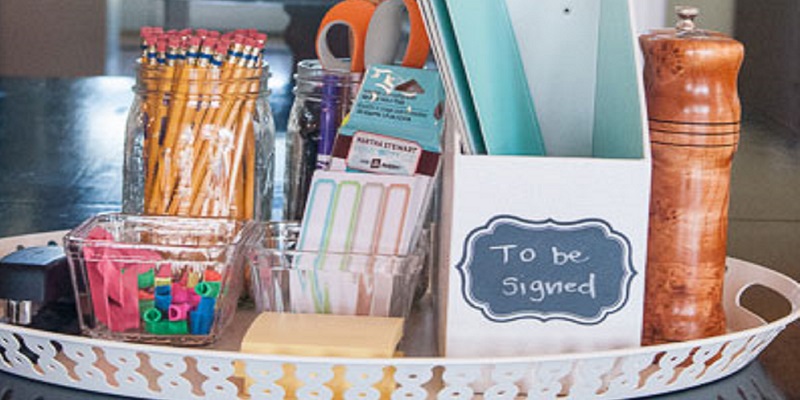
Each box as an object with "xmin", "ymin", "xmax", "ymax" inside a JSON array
[
  {"xmin": 316, "ymin": 0, "xmax": 376, "ymax": 73},
  {"xmin": 316, "ymin": 0, "xmax": 430, "ymax": 72},
  {"xmin": 376, "ymin": 0, "xmax": 431, "ymax": 68}
]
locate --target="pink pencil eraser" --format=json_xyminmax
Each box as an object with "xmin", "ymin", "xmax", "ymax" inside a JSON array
[
  {"xmin": 189, "ymin": 36, "xmax": 202, "ymax": 47},
  {"xmin": 172, "ymin": 284, "xmax": 190, "ymax": 304},
  {"xmin": 203, "ymin": 37, "xmax": 218, "ymax": 50},
  {"xmin": 140, "ymin": 26, "xmax": 152, "ymax": 38},
  {"xmin": 233, "ymin": 34, "xmax": 246, "ymax": 45},
  {"xmin": 188, "ymin": 291, "xmax": 201, "ymax": 307},
  {"xmin": 168, "ymin": 35, "xmax": 181, "ymax": 48},
  {"xmin": 168, "ymin": 304, "xmax": 192, "ymax": 321},
  {"xmin": 156, "ymin": 39, "xmax": 167, "ymax": 53},
  {"xmin": 208, "ymin": 30, "xmax": 221, "ymax": 38},
  {"xmin": 215, "ymin": 39, "xmax": 230, "ymax": 55}
]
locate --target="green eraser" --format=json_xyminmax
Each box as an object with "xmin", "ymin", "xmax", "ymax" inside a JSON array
[
  {"xmin": 143, "ymin": 307, "xmax": 162, "ymax": 324},
  {"xmin": 195, "ymin": 281, "xmax": 221, "ymax": 298},
  {"xmin": 138, "ymin": 269, "xmax": 155, "ymax": 289},
  {"xmin": 145, "ymin": 320, "xmax": 169, "ymax": 335},
  {"xmin": 139, "ymin": 300, "xmax": 155, "ymax": 319},
  {"xmin": 168, "ymin": 320, "xmax": 189, "ymax": 335}
]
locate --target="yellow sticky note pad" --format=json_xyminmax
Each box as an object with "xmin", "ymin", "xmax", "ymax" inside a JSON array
[
  {"xmin": 238, "ymin": 312, "xmax": 404, "ymax": 398},
  {"xmin": 241, "ymin": 312, "xmax": 404, "ymax": 358}
]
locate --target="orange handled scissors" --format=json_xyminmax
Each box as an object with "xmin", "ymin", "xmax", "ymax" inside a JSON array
[{"xmin": 316, "ymin": 0, "xmax": 430, "ymax": 73}]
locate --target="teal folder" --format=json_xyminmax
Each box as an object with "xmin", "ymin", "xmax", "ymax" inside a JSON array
[
  {"xmin": 424, "ymin": 0, "xmax": 486, "ymax": 154},
  {"xmin": 443, "ymin": 0, "xmax": 546, "ymax": 156}
]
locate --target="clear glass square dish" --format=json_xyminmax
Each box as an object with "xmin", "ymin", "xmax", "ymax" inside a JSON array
[
  {"xmin": 244, "ymin": 222, "xmax": 427, "ymax": 319},
  {"xmin": 64, "ymin": 213, "xmax": 248, "ymax": 346}
]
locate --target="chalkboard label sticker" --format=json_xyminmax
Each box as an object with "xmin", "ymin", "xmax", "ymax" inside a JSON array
[{"xmin": 456, "ymin": 216, "xmax": 637, "ymax": 325}]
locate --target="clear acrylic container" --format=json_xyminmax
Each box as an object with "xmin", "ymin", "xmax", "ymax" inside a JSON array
[
  {"xmin": 64, "ymin": 213, "xmax": 248, "ymax": 346},
  {"xmin": 123, "ymin": 63, "xmax": 275, "ymax": 221},
  {"xmin": 244, "ymin": 222, "xmax": 426, "ymax": 318}
]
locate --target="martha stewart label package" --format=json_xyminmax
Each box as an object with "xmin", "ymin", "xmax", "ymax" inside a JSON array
[{"xmin": 330, "ymin": 65, "xmax": 444, "ymax": 177}]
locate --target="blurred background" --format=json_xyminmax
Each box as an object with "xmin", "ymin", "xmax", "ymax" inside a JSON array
[{"xmin": 0, "ymin": 0, "xmax": 781, "ymax": 131}]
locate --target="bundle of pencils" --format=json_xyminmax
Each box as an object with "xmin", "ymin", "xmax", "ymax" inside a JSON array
[{"xmin": 137, "ymin": 27, "xmax": 268, "ymax": 220}]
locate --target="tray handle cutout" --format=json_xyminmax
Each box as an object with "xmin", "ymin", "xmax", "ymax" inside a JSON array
[{"xmin": 724, "ymin": 257, "xmax": 800, "ymax": 332}]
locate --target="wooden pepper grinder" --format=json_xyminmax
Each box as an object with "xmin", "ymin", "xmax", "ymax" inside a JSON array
[{"xmin": 641, "ymin": 6, "xmax": 745, "ymax": 345}]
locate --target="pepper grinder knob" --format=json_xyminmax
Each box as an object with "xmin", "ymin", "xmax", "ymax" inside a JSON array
[{"xmin": 676, "ymin": 6, "xmax": 699, "ymax": 33}]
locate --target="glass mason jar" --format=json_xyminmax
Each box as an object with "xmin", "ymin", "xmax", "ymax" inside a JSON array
[
  {"xmin": 283, "ymin": 60, "xmax": 359, "ymax": 221},
  {"xmin": 123, "ymin": 63, "xmax": 275, "ymax": 221}
]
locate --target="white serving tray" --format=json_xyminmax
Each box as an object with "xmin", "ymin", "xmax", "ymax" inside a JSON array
[{"xmin": 1, "ymin": 231, "xmax": 798, "ymax": 399}]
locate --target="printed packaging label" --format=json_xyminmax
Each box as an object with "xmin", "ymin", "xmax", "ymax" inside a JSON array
[{"xmin": 346, "ymin": 131, "xmax": 423, "ymax": 175}]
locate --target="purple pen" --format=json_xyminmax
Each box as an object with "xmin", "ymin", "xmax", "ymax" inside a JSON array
[{"xmin": 316, "ymin": 73, "xmax": 346, "ymax": 170}]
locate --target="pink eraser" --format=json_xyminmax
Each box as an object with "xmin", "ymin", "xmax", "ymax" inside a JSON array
[
  {"xmin": 109, "ymin": 275, "xmax": 141, "ymax": 333},
  {"xmin": 168, "ymin": 304, "xmax": 192, "ymax": 321},
  {"xmin": 215, "ymin": 39, "xmax": 230, "ymax": 55},
  {"xmin": 108, "ymin": 303, "xmax": 140, "ymax": 332},
  {"xmin": 203, "ymin": 37, "xmax": 218, "ymax": 51},
  {"xmin": 85, "ymin": 260, "xmax": 110, "ymax": 325},
  {"xmin": 107, "ymin": 269, "xmax": 141, "ymax": 332},
  {"xmin": 156, "ymin": 265, "xmax": 172, "ymax": 278},
  {"xmin": 100, "ymin": 258, "xmax": 123, "ymax": 304},
  {"xmin": 188, "ymin": 291, "xmax": 201, "ymax": 308},
  {"xmin": 172, "ymin": 284, "xmax": 190, "ymax": 304},
  {"xmin": 87, "ymin": 226, "xmax": 113, "ymax": 241},
  {"xmin": 121, "ymin": 263, "xmax": 139, "ymax": 308}
]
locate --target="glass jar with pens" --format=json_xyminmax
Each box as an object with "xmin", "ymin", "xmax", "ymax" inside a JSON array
[
  {"xmin": 283, "ymin": 59, "xmax": 360, "ymax": 221},
  {"xmin": 122, "ymin": 37, "xmax": 275, "ymax": 221}
]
